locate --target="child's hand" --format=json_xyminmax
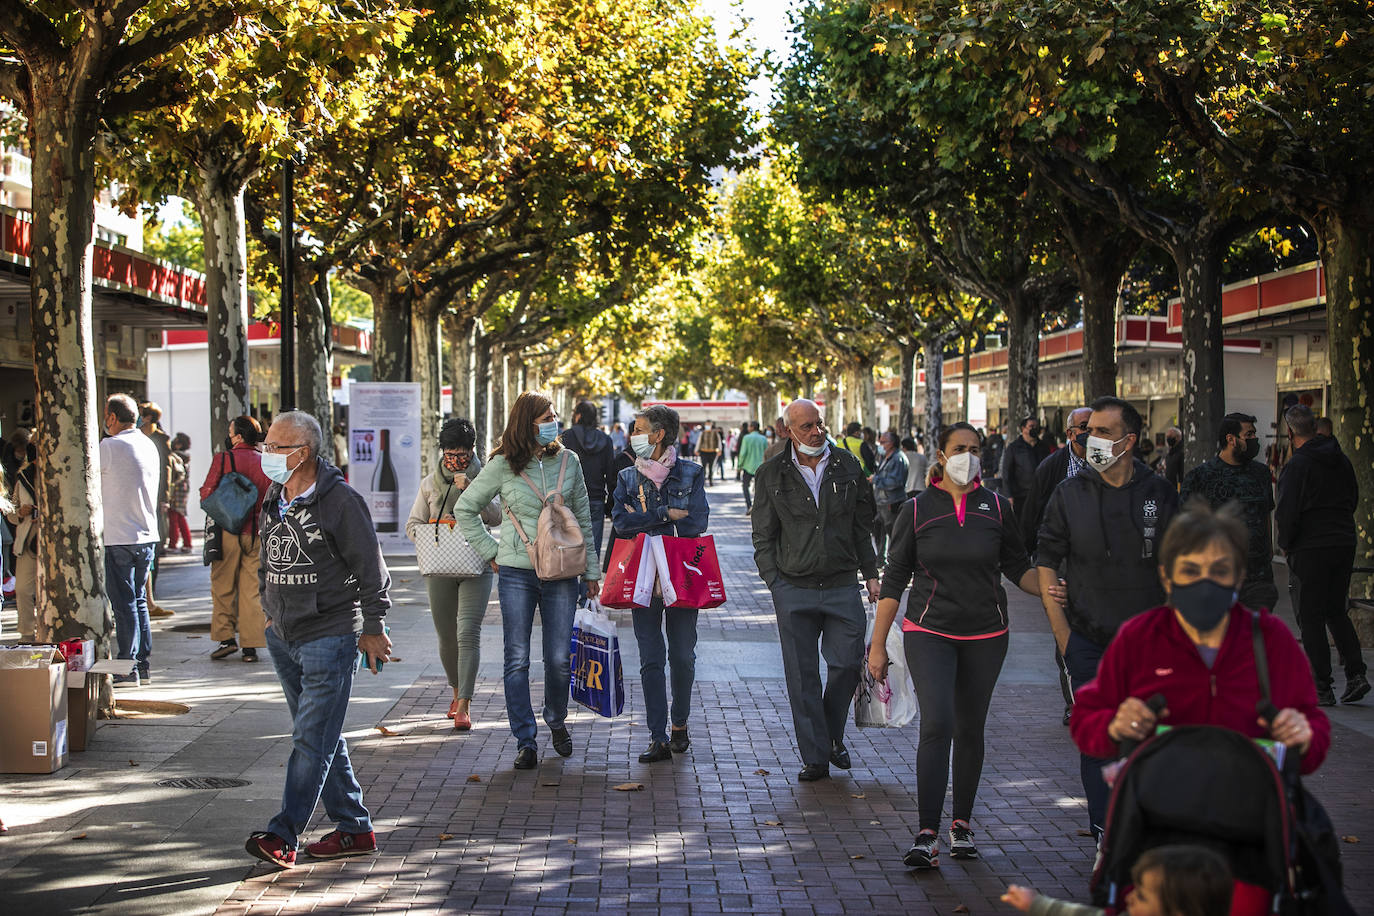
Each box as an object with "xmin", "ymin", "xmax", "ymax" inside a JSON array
[{"xmin": 1001, "ymin": 885, "xmax": 1037, "ymax": 912}]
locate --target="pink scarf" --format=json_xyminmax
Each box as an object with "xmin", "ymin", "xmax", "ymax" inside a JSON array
[{"xmin": 635, "ymin": 446, "xmax": 677, "ymax": 488}]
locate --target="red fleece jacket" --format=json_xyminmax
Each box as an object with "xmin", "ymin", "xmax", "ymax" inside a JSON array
[{"xmin": 1071, "ymin": 604, "xmax": 1330, "ymax": 774}]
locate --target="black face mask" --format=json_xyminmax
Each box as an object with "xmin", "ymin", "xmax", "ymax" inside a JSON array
[
  {"xmin": 1028, "ymin": 427, "xmax": 1041, "ymax": 439},
  {"xmin": 1170, "ymin": 578, "xmax": 1236, "ymax": 633},
  {"xmin": 1074, "ymin": 431, "xmax": 1089, "ymax": 449},
  {"xmin": 1241, "ymin": 438, "xmax": 1260, "ymax": 462}
]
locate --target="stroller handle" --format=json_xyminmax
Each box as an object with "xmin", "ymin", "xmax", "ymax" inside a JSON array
[{"xmin": 1118, "ymin": 692, "xmax": 1168, "ymax": 758}]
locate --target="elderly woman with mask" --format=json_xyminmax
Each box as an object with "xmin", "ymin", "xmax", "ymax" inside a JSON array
[
  {"xmin": 610, "ymin": 405, "xmax": 709, "ymax": 764},
  {"xmin": 407, "ymin": 418, "xmax": 500, "ymax": 731}
]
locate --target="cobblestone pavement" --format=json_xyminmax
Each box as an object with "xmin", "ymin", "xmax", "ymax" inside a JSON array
[
  {"xmin": 216, "ymin": 478, "xmax": 1374, "ymax": 916},
  {"xmin": 2, "ymin": 471, "xmax": 1371, "ymax": 915}
]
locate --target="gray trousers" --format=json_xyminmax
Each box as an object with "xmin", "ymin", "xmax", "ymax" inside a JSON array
[
  {"xmin": 426, "ymin": 570, "xmax": 495, "ymax": 698},
  {"xmin": 771, "ymin": 579, "xmax": 866, "ymax": 766}
]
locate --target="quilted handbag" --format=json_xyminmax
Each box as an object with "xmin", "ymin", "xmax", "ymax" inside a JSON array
[
  {"xmin": 414, "ymin": 520, "xmax": 485, "ymax": 578},
  {"xmin": 200, "ymin": 450, "xmax": 258, "ymax": 534}
]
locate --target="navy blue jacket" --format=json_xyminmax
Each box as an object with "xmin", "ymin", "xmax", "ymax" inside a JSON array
[{"xmin": 610, "ymin": 459, "xmax": 709, "ymax": 539}]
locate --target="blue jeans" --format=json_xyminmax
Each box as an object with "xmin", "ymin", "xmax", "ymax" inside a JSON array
[
  {"xmin": 105, "ymin": 543, "xmax": 155, "ymax": 675},
  {"xmin": 1063, "ymin": 630, "xmax": 1109, "ymax": 838},
  {"xmin": 588, "ymin": 498, "xmax": 606, "ymax": 560},
  {"xmin": 632, "ymin": 596, "xmax": 699, "ymax": 744},
  {"xmin": 265, "ymin": 627, "xmax": 371, "ymax": 849},
  {"xmin": 497, "ymin": 566, "xmax": 580, "ymax": 750}
]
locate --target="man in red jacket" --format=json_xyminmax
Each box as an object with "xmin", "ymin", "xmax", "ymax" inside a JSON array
[{"xmin": 1071, "ymin": 501, "xmax": 1329, "ymax": 776}]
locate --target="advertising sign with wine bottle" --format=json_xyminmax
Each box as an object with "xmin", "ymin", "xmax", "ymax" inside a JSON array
[{"xmin": 347, "ymin": 382, "xmax": 423, "ymax": 554}]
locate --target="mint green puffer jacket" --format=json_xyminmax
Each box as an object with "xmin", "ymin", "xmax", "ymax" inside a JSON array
[{"xmin": 454, "ymin": 449, "xmax": 600, "ymax": 580}]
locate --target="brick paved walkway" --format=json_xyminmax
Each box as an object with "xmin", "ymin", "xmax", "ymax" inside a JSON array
[{"xmin": 212, "ymin": 478, "xmax": 1374, "ymax": 915}]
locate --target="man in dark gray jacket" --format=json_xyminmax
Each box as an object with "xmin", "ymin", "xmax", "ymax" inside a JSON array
[
  {"xmin": 753, "ymin": 399, "xmax": 880, "ymax": 783},
  {"xmin": 1036, "ymin": 396, "xmax": 1179, "ymax": 843},
  {"xmin": 245, "ymin": 411, "xmax": 393, "ymax": 870}
]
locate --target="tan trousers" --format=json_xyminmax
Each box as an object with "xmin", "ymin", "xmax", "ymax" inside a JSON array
[
  {"xmin": 15, "ymin": 548, "xmax": 37, "ymax": 638},
  {"xmin": 210, "ymin": 531, "xmax": 266, "ymax": 648}
]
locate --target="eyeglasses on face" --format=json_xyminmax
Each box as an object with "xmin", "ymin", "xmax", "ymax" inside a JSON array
[{"xmin": 262, "ymin": 442, "xmax": 306, "ymax": 453}]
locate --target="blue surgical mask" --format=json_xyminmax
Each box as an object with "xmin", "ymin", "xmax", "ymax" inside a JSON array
[
  {"xmin": 631, "ymin": 434, "xmax": 655, "ymax": 458},
  {"xmin": 536, "ymin": 421, "xmax": 560, "ymax": 446},
  {"xmin": 261, "ymin": 448, "xmax": 300, "ymax": 485}
]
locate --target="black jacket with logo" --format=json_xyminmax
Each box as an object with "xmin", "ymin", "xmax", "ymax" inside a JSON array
[
  {"xmin": 751, "ymin": 443, "xmax": 878, "ymax": 589},
  {"xmin": 1035, "ymin": 458, "xmax": 1180, "ymax": 647},
  {"xmin": 258, "ymin": 459, "xmax": 392, "ymax": 643},
  {"xmin": 880, "ymin": 484, "xmax": 1033, "ymax": 638}
]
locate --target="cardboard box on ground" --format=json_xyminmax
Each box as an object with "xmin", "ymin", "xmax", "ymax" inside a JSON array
[{"xmin": 0, "ymin": 646, "xmax": 69, "ymax": 774}]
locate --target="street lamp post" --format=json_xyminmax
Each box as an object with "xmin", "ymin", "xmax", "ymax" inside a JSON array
[{"xmin": 280, "ymin": 156, "xmax": 296, "ymax": 412}]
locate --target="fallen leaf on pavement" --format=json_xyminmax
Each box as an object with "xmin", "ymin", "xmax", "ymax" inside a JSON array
[
  {"xmin": 129, "ymin": 760, "xmax": 139, "ymax": 767},
  {"xmin": 542, "ymin": 782, "xmax": 560, "ymax": 787},
  {"xmin": 1343, "ymin": 835, "xmax": 1360, "ymax": 844},
  {"xmin": 613, "ymin": 782, "xmax": 645, "ymax": 792},
  {"xmin": 850, "ymin": 794, "xmax": 865, "ymax": 799},
  {"xmin": 850, "ymin": 854, "xmax": 864, "ymax": 860},
  {"xmin": 71, "ymin": 833, "xmax": 87, "ymax": 841},
  {"xmin": 763, "ymin": 819, "xmax": 782, "ymax": 826},
  {"xmin": 567, "ymin": 838, "xmax": 577, "ymax": 845},
  {"xmin": 954, "ymin": 906, "xmax": 970, "ymax": 914},
  {"xmin": 375, "ymin": 725, "xmax": 398, "ymax": 737},
  {"xmin": 389, "ymin": 657, "xmax": 403, "ymax": 662},
  {"xmin": 1076, "ymin": 829, "xmax": 1094, "ymax": 837},
  {"xmin": 438, "ymin": 833, "xmax": 454, "ymax": 841},
  {"xmin": 467, "ymin": 774, "xmax": 481, "ymax": 782},
  {"xmin": 753, "ymin": 769, "xmax": 770, "ymax": 776},
  {"xmin": 869, "ymin": 820, "xmax": 880, "ymax": 825}
]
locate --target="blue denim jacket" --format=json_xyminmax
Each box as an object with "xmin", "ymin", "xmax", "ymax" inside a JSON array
[{"xmin": 611, "ymin": 460, "xmax": 709, "ymax": 537}]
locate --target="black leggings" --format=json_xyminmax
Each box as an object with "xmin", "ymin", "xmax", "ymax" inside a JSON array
[{"xmin": 904, "ymin": 629, "xmax": 1008, "ymax": 830}]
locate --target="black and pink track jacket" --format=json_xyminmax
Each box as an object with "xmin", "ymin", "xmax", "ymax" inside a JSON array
[{"xmin": 879, "ymin": 479, "xmax": 1033, "ymax": 639}]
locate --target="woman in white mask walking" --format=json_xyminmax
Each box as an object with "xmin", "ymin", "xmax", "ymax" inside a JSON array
[{"xmin": 865, "ymin": 421, "xmax": 1044, "ymax": 870}]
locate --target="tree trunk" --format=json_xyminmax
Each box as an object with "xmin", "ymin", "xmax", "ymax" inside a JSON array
[
  {"xmin": 490, "ymin": 345, "xmax": 508, "ymax": 436},
  {"xmin": 1058, "ymin": 207, "xmax": 1136, "ymax": 403},
  {"xmin": 1312, "ymin": 209, "xmax": 1374, "ymax": 584},
  {"xmin": 473, "ymin": 332, "xmax": 492, "ymax": 454},
  {"xmin": 896, "ymin": 342, "xmax": 918, "ymax": 437},
  {"xmin": 922, "ymin": 331, "xmax": 947, "ymax": 451},
  {"xmin": 961, "ymin": 333, "xmax": 973, "ymax": 424},
  {"xmin": 1171, "ymin": 245, "xmax": 1227, "ymax": 470},
  {"xmin": 446, "ymin": 313, "xmax": 474, "ymax": 421},
  {"xmin": 1079, "ymin": 270, "xmax": 1120, "ymax": 405},
  {"xmin": 1005, "ymin": 293, "xmax": 1041, "ymax": 429},
  {"xmin": 371, "ymin": 282, "xmax": 411, "ymax": 382},
  {"xmin": 196, "ymin": 154, "xmax": 253, "ymax": 452},
  {"xmin": 27, "ymin": 90, "xmax": 110, "ymax": 654},
  {"xmin": 858, "ymin": 362, "xmax": 877, "ymax": 431},
  {"xmin": 411, "ymin": 302, "xmax": 442, "ymax": 478},
  {"xmin": 295, "ymin": 271, "xmax": 333, "ymax": 461}
]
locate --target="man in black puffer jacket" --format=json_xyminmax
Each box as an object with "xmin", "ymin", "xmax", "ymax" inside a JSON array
[
  {"xmin": 562, "ymin": 401, "xmax": 617, "ymax": 558},
  {"xmin": 1035, "ymin": 396, "xmax": 1179, "ymax": 843}
]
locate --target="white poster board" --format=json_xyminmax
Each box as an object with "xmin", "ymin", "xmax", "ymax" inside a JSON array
[{"xmin": 347, "ymin": 382, "xmax": 423, "ymax": 555}]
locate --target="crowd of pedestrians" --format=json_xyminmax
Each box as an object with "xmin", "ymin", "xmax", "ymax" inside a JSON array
[{"xmin": 3, "ymin": 382, "xmax": 1362, "ymax": 912}]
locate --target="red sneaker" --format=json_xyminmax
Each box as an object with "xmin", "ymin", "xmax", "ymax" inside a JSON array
[
  {"xmin": 305, "ymin": 829, "xmax": 377, "ymax": 859},
  {"xmin": 245, "ymin": 832, "xmax": 295, "ymax": 869}
]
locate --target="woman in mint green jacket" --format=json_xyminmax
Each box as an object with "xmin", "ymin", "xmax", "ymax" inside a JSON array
[{"xmin": 455, "ymin": 391, "xmax": 599, "ymax": 771}]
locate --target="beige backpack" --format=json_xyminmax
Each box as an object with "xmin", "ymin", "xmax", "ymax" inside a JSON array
[{"xmin": 505, "ymin": 452, "xmax": 586, "ymax": 580}]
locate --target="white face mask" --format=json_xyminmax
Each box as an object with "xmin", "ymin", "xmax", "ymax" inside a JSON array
[
  {"xmin": 1086, "ymin": 434, "xmax": 1129, "ymax": 471},
  {"xmin": 630, "ymin": 433, "xmax": 655, "ymax": 459},
  {"xmin": 941, "ymin": 451, "xmax": 980, "ymax": 486},
  {"xmin": 796, "ymin": 440, "xmax": 826, "ymax": 458}
]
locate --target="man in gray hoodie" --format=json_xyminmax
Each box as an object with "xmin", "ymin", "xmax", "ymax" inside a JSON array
[{"xmin": 245, "ymin": 410, "xmax": 392, "ymax": 870}]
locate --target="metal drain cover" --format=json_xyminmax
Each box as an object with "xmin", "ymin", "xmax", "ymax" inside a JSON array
[{"xmin": 157, "ymin": 777, "xmax": 250, "ymax": 790}]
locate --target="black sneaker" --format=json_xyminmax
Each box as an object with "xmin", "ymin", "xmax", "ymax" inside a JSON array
[
  {"xmin": 551, "ymin": 726, "xmax": 573, "ymax": 758},
  {"xmin": 1317, "ymin": 685, "xmax": 1337, "ymax": 707},
  {"xmin": 1342, "ymin": 674, "xmax": 1371, "ymax": 704},
  {"xmin": 668, "ymin": 728, "xmax": 690, "ymax": 754},
  {"xmin": 949, "ymin": 821, "xmax": 978, "ymax": 860},
  {"xmin": 903, "ymin": 831, "xmax": 939, "ymax": 869},
  {"xmin": 242, "ymin": 648, "xmax": 258, "ymax": 663},
  {"xmin": 513, "ymin": 746, "xmax": 537, "ymax": 770},
  {"xmin": 211, "ymin": 640, "xmax": 239, "ymax": 660}
]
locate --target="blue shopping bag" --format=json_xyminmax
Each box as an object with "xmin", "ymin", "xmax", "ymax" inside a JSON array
[{"xmin": 570, "ymin": 602, "xmax": 624, "ymax": 717}]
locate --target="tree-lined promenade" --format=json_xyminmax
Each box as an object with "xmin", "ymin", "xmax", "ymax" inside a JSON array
[{"xmin": 2, "ymin": 2, "xmax": 1371, "ymax": 661}]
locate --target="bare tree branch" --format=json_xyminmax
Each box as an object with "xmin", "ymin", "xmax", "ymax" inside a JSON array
[{"xmin": 0, "ymin": 59, "xmax": 27, "ymax": 108}]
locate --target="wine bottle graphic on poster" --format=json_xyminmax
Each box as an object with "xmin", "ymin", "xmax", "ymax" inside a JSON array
[{"xmin": 371, "ymin": 429, "xmax": 399, "ymax": 532}]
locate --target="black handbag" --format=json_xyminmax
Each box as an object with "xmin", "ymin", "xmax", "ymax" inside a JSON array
[
  {"xmin": 203, "ymin": 517, "xmax": 223, "ymax": 565},
  {"xmin": 200, "ymin": 451, "xmax": 257, "ymax": 534}
]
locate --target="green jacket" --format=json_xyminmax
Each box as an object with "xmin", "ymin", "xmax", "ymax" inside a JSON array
[
  {"xmin": 738, "ymin": 430, "xmax": 769, "ymax": 474},
  {"xmin": 455, "ymin": 449, "xmax": 600, "ymax": 580}
]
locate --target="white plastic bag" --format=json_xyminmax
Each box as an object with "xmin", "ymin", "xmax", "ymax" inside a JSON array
[
  {"xmin": 633, "ymin": 534, "xmax": 679, "ymax": 608},
  {"xmin": 855, "ymin": 607, "xmax": 918, "ymax": 728}
]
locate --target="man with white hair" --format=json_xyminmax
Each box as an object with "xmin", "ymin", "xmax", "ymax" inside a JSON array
[
  {"xmin": 245, "ymin": 410, "xmax": 393, "ymax": 869},
  {"xmin": 752, "ymin": 399, "xmax": 880, "ymax": 783}
]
